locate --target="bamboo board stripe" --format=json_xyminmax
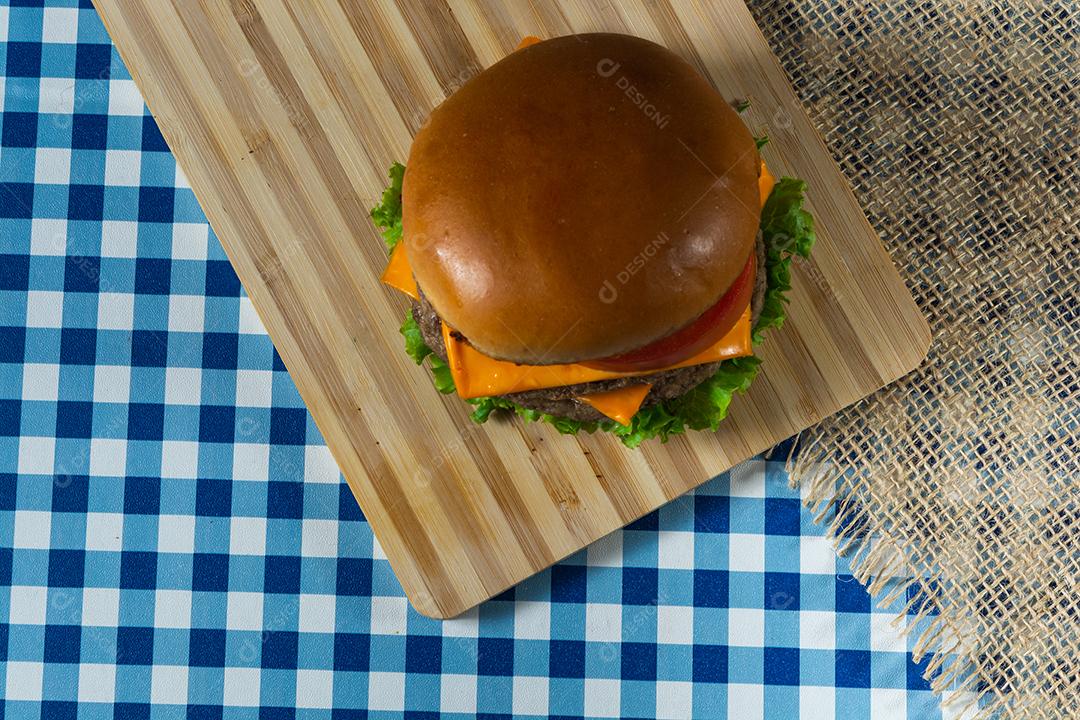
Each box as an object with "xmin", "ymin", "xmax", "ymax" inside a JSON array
[{"xmin": 92, "ymin": 0, "xmax": 930, "ymax": 618}]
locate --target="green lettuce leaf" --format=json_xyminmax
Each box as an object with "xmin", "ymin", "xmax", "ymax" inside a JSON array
[
  {"xmin": 428, "ymin": 355, "xmax": 457, "ymax": 395},
  {"xmin": 372, "ymin": 162, "xmax": 814, "ymax": 448},
  {"xmin": 400, "ymin": 312, "xmax": 432, "ymax": 365},
  {"xmin": 670, "ymin": 356, "xmax": 762, "ymax": 430},
  {"xmin": 466, "ymin": 395, "xmax": 514, "ymax": 423},
  {"xmin": 371, "ymin": 162, "xmax": 405, "ymax": 254},
  {"xmin": 753, "ymin": 177, "xmax": 816, "ymax": 344},
  {"xmin": 400, "ymin": 311, "xmax": 454, "ymax": 393},
  {"xmin": 602, "ymin": 402, "xmax": 684, "ymax": 448}
]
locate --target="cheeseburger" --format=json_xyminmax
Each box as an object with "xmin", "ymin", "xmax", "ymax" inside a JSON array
[{"xmin": 372, "ymin": 34, "xmax": 814, "ymax": 447}]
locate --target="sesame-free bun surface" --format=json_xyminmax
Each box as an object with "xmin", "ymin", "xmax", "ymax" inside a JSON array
[{"xmin": 402, "ymin": 33, "xmax": 760, "ymax": 364}]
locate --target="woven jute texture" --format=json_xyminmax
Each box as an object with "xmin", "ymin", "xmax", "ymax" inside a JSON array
[{"xmin": 745, "ymin": 2, "xmax": 1078, "ymax": 718}]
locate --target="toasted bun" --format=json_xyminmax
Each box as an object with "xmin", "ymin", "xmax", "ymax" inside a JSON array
[{"xmin": 403, "ymin": 33, "xmax": 760, "ymax": 364}]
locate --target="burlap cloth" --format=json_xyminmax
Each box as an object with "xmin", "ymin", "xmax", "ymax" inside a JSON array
[{"xmin": 743, "ymin": 2, "xmax": 1078, "ymax": 718}]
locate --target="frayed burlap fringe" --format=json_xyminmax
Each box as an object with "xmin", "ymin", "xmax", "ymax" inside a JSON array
[
  {"xmin": 793, "ymin": 452, "xmax": 1001, "ymax": 719},
  {"xmin": 747, "ymin": 2, "xmax": 1079, "ymax": 719}
]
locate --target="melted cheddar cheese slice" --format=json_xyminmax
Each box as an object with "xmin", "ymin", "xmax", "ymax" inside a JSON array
[
  {"xmin": 381, "ymin": 243, "xmax": 419, "ymax": 300},
  {"xmin": 441, "ymin": 309, "xmax": 751, "ymax": 398},
  {"xmin": 579, "ymin": 383, "xmax": 652, "ymax": 426},
  {"xmin": 759, "ymin": 159, "xmax": 775, "ymax": 207}
]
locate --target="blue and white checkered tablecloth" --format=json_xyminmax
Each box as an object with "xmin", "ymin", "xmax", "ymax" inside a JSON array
[{"xmin": 0, "ymin": 2, "xmax": 956, "ymax": 717}]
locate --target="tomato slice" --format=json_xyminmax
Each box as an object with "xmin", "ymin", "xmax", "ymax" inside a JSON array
[{"xmin": 583, "ymin": 253, "xmax": 756, "ymax": 372}]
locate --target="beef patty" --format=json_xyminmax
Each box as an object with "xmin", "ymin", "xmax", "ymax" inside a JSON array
[{"xmin": 413, "ymin": 234, "xmax": 766, "ymax": 422}]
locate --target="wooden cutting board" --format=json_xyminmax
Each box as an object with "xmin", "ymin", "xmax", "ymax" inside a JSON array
[{"xmin": 93, "ymin": 0, "xmax": 930, "ymax": 618}]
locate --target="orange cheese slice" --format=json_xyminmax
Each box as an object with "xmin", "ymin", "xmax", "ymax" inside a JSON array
[
  {"xmin": 579, "ymin": 384, "xmax": 652, "ymax": 426},
  {"xmin": 381, "ymin": 243, "xmax": 419, "ymax": 300},
  {"xmin": 517, "ymin": 36, "xmax": 542, "ymax": 50},
  {"xmin": 441, "ymin": 308, "xmax": 751, "ymax": 399},
  {"xmin": 759, "ymin": 160, "xmax": 775, "ymax": 209}
]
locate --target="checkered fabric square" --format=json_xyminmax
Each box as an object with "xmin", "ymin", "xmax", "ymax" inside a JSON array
[{"xmin": 0, "ymin": 3, "xmax": 967, "ymax": 718}]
